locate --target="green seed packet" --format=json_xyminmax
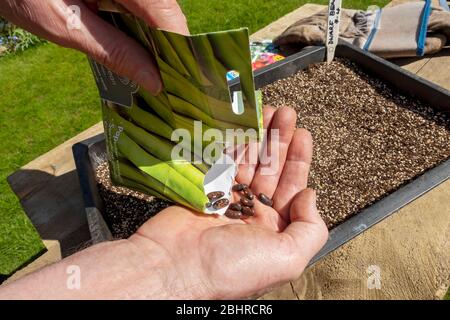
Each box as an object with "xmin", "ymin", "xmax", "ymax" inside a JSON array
[{"xmin": 89, "ymin": 3, "xmax": 263, "ymax": 214}]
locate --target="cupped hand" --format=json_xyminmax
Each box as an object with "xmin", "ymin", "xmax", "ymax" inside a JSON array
[
  {"xmin": 129, "ymin": 106, "xmax": 329, "ymax": 299},
  {"xmin": 0, "ymin": 0, "xmax": 189, "ymax": 94}
]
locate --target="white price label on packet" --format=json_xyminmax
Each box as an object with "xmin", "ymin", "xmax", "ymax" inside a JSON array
[{"xmin": 326, "ymin": 0, "xmax": 342, "ymax": 63}]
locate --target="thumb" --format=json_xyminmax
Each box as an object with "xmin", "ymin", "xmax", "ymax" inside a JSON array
[
  {"xmin": 116, "ymin": 0, "xmax": 190, "ymax": 35},
  {"xmin": 282, "ymin": 188, "xmax": 328, "ymax": 267},
  {"xmin": 0, "ymin": 0, "xmax": 163, "ymax": 94}
]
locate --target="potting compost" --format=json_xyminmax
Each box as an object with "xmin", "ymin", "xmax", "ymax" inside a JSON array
[{"xmin": 96, "ymin": 58, "xmax": 450, "ymax": 238}]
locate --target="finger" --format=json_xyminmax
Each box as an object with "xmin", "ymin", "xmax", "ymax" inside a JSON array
[
  {"xmin": 282, "ymin": 189, "xmax": 328, "ymax": 273},
  {"xmin": 272, "ymin": 128, "xmax": 313, "ymax": 222},
  {"xmin": 250, "ymin": 107, "xmax": 297, "ymax": 198},
  {"xmin": 27, "ymin": 1, "xmax": 163, "ymax": 94},
  {"xmin": 116, "ymin": 0, "xmax": 190, "ymax": 35},
  {"xmin": 240, "ymin": 197, "xmax": 283, "ymax": 231},
  {"xmin": 83, "ymin": 0, "xmax": 98, "ymax": 12},
  {"xmin": 235, "ymin": 106, "xmax": 276, "ymax": 185}
]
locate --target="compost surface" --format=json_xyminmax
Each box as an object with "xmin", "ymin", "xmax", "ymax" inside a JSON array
[
  {"xmin": 263, "ymin": 58, "xmax": 450, "ymax": 228},
  {"xmin": 96, "ymin": 58, "xmax": 450, "ymax": 237}
]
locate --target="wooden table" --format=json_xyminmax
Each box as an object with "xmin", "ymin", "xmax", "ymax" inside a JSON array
[{"xmin": 7, "ymin": 2, "xmax": 450, "ymax": 299}]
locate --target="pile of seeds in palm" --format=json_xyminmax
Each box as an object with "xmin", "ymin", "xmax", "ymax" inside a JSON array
[
  {"xmin": 262, "ymin": 58, "xmax": 450, "ymax": 228},
  {"xmin": 96, "ymin": 162, "xmax": 171, "ymax": 238}
]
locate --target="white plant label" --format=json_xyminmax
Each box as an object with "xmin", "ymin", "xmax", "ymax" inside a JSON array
[{"xmin": 326, "ymin": 0, "xmax": 342, "ymax": 63}]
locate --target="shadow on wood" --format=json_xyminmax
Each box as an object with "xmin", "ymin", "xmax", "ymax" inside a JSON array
[{"xmin": 7, "ymin": 169, "xmax": 91, "ymax": 257}]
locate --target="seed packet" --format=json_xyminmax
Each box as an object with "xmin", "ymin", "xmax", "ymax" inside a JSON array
[{"xmin": 89, "ymin": 2, "xmax": 263, "ymax": 214}]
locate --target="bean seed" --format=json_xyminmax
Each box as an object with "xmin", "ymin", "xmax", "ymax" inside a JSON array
[
  {"xmin": 243, "ymin": 188, "xmax": 254, "ymax": 200},
  {"xmin": 258, "ymin": 193, "xmax": 273, "ymax": 207},
  {"xmin": 229, "ymin": 203, "xmax": 242, "ymax": 211},
  {"xmin": 225, "ymin": 209, "xmax": 242, "ymax": 219},
  {"xmin": 213, "ymin": 198, "xmax": 229, "ymax": 210},
  {"xmin": 242, "ymin": 206, "xmax": 255, "ymax": 216},
  {"xmin": 232, "ymin": 183, "xmax": 248, "ymax": 191},
  {"xmin": 207, "ymin": 191, "xmax": 225, "ymax": 201},
  {"xmin": 240, "ymin": 197, "xmax": 254, "ymax": 207}
]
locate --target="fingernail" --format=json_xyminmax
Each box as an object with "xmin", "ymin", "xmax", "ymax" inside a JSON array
[{"xmin": 136, "ymin": 70, "xmax": 162, "ymax": 95}]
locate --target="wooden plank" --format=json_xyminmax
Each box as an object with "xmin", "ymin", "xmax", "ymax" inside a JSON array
[
  {"xmin": 257, "ymin": 0, "xmax": 450, "ymax": 300},
  {"xmin": 382, "ymin": 0, "xmax": 446, "ymax": 78},
  {"xmin": 7, "ymin": 123, "xmax": 103, "ymax": 257}
]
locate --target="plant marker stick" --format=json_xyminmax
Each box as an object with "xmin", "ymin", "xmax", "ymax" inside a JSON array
[{"xmin": 326, "ymin": 0, "xmax": 342, "ymax": 63}]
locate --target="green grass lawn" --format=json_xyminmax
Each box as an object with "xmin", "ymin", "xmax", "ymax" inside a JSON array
[{"xmin": 1, "ymin": 0, "xmax": 401, "ymax": 279}]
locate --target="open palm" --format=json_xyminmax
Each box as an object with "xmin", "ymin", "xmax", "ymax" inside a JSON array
[{"xmin": 129, "ymin": 106, "xmax": 329, "ymax": 299}]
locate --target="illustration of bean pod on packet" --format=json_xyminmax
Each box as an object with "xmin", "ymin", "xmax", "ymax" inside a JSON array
[{"xmin": 89, "ymin": 1, "xmax": 263, "ymax": 215}]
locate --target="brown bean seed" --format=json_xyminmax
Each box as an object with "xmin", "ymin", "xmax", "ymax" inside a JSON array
[
  {"xmin": 229, "ymin": 203, "xmax": 242, "ymax": 211},
  {"xmin": 225, "ymin": 209, "xmax": 242, "ymax": 219},
  {"xmin": 232, "ymin": 184, "xmax": 248, "ymax": 191},
  {"xmin": 243, "ymin": 188, "xmax": 254, "ymax": 200},
  {"xmin": 207, "ymin": 191, "xmax": 225, "ymax": 201},
  {"xmin": 242, "ymin": 206, "xmax": 255, "ymax": 216},
  {"xmin": 240, "ymin": 197, "xmax": 254, "ymax": 207},
  {"xmin": 258, "ymin": 193, "xmax": 273, "ymax": 206},
  {"xmin": 213, "ymin": 198, "xmax": 229, "ymax": 210}
]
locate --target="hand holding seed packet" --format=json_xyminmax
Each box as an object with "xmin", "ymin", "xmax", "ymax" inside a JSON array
[{"xmin": 92, "ymin": 6, "xmax": 264, "ymax": 214}]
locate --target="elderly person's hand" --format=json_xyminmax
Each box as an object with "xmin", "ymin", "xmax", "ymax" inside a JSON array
[
  {"xmin": 0, "ymin": 106, "xmax": 328, "ymax": 299},
  {"xmin": 0, "ymin": 0, "xmax": 189, "ymax": 94}
]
